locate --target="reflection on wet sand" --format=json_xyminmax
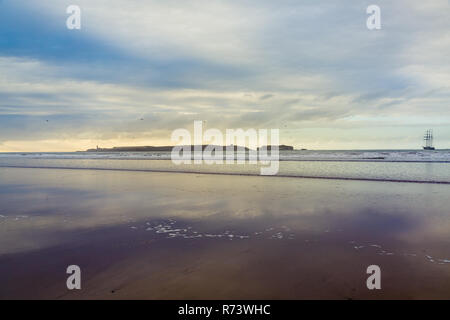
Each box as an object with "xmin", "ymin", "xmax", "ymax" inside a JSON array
[{"xmin": 0, "ymin": 167, "xmax": 450, "ymax": 299}]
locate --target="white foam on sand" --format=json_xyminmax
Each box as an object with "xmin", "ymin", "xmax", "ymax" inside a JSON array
[
  {"xmin": 132, "ymin": 219, "xmax": 296, "ymax": 241},
  {"xmin": 128, "ymin": 220, "xmax": 450, "ymax": 266}
]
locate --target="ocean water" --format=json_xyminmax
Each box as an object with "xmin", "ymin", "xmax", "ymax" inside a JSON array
[
  {"xmin": 0, "ymin": 150, "xmax": 450, "ymax": 183},
  {"xmin": 1, "ymin": 149, "xmax": 450, "ymax": 162}
]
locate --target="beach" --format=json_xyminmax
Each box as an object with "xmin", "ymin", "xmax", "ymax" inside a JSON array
[
  {"xmin": 1, "ymin": 165, "xmax": 450, "ymax": 299},
  {"xmin": 2, "ymin": 0, "xmax": 450, "ymax": 306}
]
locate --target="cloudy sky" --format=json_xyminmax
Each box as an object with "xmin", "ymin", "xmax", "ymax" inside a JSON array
[{"xmin": 0, "ymin": 0, "xmax": 449, "ymax": 151}]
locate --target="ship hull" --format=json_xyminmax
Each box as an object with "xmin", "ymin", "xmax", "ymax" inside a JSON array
[{"xmin": 423, "ymin": 147, "xmax": 435, "ymax": 150}]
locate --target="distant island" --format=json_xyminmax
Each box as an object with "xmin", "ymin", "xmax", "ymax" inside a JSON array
[
  {"xmin": 85, "ymin": 145, "xmax": 295, "ymax": 152},
  {"xmin": 87, "ymin": 146, "xmax": 174, "ymax": 152},
  {"xmin": 257, "ymin": 145, "xmax": 294, "ymax": 151}
]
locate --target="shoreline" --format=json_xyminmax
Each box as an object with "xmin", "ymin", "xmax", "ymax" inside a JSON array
[{"xmin": 1, "ymin": 165, "xmax": 450, "ymax": 185}]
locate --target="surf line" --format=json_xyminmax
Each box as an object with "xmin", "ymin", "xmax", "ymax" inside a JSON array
[{"xmin": 1, "ymin": 165, "xmax": 450, "ymax": 185}]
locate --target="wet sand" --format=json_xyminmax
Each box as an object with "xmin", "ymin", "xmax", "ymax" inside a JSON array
[{"xmin": 0, "ymin": 167, "xmax": 450, "ymax": 299}]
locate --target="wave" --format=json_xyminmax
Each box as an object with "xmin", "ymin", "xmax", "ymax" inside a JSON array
[
  {"xmin": 1, "ymin": 164, "xmax": 450, "ymax": 185},
  {"xmin": 1, "ymin": 150, "xmax": 450, "ymax": 162}
]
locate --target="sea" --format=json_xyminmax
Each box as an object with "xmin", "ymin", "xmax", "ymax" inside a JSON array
[{"xmin": 0, "ymin": 149, "xmax": 449, "ymax": 183}]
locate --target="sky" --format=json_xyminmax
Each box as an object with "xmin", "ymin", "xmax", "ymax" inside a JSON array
[{"xmin": 0, "ymin": 0, "xmax": 449, "ymax": 151}]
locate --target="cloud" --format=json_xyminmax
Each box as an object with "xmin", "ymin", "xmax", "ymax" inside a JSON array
[{"xmin": 0, "ymin": 0, "xmax": 450, "ymax": 150}]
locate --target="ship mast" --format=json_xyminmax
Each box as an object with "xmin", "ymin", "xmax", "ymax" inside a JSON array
[{"xmin": 423, "ymin": 129, "xmax": 434, "ymax": 149}]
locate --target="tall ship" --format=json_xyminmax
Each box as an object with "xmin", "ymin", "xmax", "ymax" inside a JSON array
[{"xmin": 423, "ymin": 129, "xmax": 435, "ymax": 150}]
